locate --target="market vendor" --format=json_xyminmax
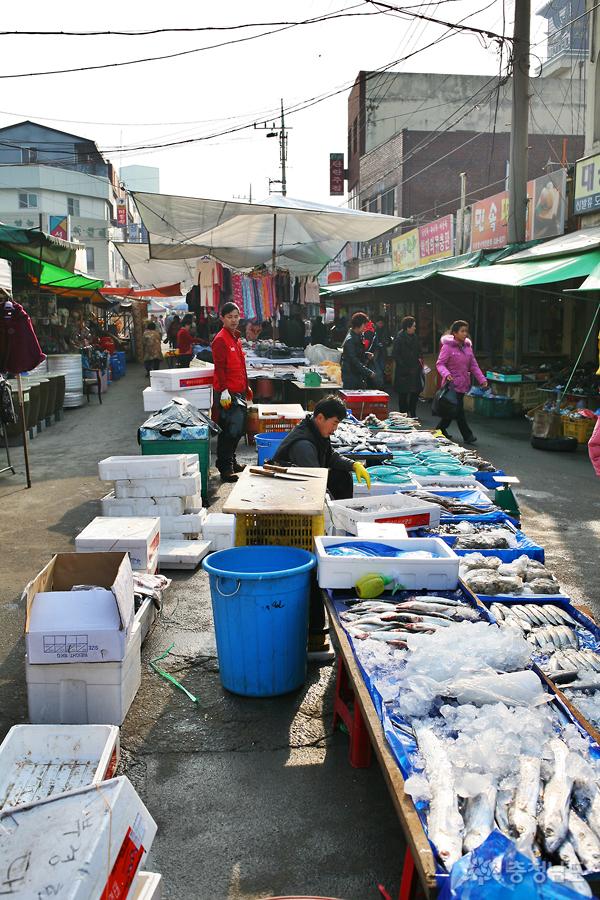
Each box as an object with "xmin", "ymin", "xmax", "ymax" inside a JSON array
[
  {"xmin": 270, "ymin": 394, "xmax": 371, "ymax": 500},
  {"xmin": 176, "ymin": 314, "xmax": 194, "ymax": 367},
  {"xmin": 212, "ymin": 302, "xmax": 252, "ymax": 483}
]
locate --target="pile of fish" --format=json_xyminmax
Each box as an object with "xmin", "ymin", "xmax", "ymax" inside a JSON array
[
  {"xmin": 545, "ymin": 650, "xmax": 600, "ymax": 690},
  {"xmin": 405, "ymin": 490, "xmax": 494, "ymax": 516},
  {"xmin": 331, "ymin": 420, "xmax": 391, "ymax": 454},
  {"xmin": 490, "ymin": 603, "xmax": 579, "ymax": 653},
  {"xmin": 460, "ymin": 553, "xmax": 560, "ymax": 595}
]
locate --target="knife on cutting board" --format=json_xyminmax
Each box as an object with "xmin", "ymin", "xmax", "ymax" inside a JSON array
[
  {"xmin": 262, "ymin": 463, "xmax": 321, "ymax": 478},
  {"xmin": 248, "ymin": 466, "xmax": 308, "ymax": 482}
]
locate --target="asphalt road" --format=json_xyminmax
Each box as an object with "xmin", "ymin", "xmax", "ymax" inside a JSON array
[{"xmin": 0, "ymin": 367, "xmax": 598, "ymax": 899}]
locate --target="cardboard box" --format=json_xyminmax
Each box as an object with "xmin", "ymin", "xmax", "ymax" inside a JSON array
[
  {"xmin": 114, "ymin": 474, "xmax": 201, "ymax": 498},
  {"xmin": 75, "ymin": 517, "xmax": 160, "ymax": 573},
  {"xmin": 23, "ymin": 552, "xmax": 135, "ymax": 664},
  {"xmin": 27, "ymin": 589, "xmax": 126, "ymax": 664},
  {"xmin": 98, "ymin": 454, "xmax": 187, "ymax": 481}
]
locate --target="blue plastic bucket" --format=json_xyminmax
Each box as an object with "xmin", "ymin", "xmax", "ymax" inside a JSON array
[
  {"xmin": 255, "ymin": 431, "xmax": 289, "ymax": 466},
  {"xmin": 116, "ymin": 351, "xmax": 126, "ymax": 374},
  {"xmin": 203, "ymin": 546, "xmax": 316, "ymax": 696}
]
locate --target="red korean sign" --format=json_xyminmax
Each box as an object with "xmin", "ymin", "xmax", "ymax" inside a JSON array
[
  {"xmin": 116, "ymin": 202, "xmax": 127, "ymax": 227},
  {"xmin": 470, "ymin": 190, "xmax": 509, "ymax": 251},
  {"xmin": 418, "ymin": 214, "xmax": 454, "ymax": 264},
  {"xmin": 329, "ymin": 153, "xmax": 345, "ymax": 196}
]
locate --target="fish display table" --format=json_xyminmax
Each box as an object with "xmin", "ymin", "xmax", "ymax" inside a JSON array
[{"xmin": 323, "ymin": 589, "xmax": 438, "ymax": 899}]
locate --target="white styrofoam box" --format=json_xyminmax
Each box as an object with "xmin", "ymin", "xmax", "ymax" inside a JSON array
[
  {"xmin": 115, "ymin": 474, "xmax": 201, "ymax": 498},
  {"xmin": 315, "ymin": 536, "xmax": 459, "ymax": 590},
  {"xmin": 328, "ymin": 493, "xmax": 441, "ymax": 535},
  {"xmin": 76, "ymin": 517, "xmax": 160, "ymax": 573},
  {"xmin": 413, "ymin": 474, "xmax": 480, "ymax": 489},
  {"xmin": 201, "ymin": 513, "xmax": 235, "ymax": 551},
  {"xmin": 23, "ymin": 553, "xmax": 135, "ymax": 660},
  {"xmin": 0, "ymin": 776, "xmax": 156, "ymax": 900},
  {"xmin": 27, "ymin": 615, "xmax": 142, "ymax": 726},
  {"xmin": 161, "ymin": 512, "xmax": 205, "ymax": 537},
  {"xmin": 98, "ymin": 454, "xmax": 187, "ymax": 481},
  {"xmin": 133, "ymin": 872, "xmax": 163, "ymax": 899},
  {"xmin": 0, "ymin": 724, "xmax": 120, "ymax": 811},
  {"xmin": 356, "ymin": 522, "xmax": 409, "ymax": 540},
  {"xmin": 185, "ymin": 492, "xmax": 204, "ymax": 512},
  {"xmin": 137, "ymin": 596, "xmax": 157, "ymax": 644},
  {"xmin": 27, "ymin": 589, "xmax": 127, "ymax": 664},
  {"xmin": 143, "ymin": 385, "xmax": 212, "ymax": 412},
  {"xmin": 353, "ymin": 479, "xmax": 418, "ymax": 496},
  {"xmin": 150, "ymin": 365, "xmax": 214, "ymax": 390},
  {"xmin": 101, "ymin": 492, "xmax": 186, "ymax": 517},
  {"xmin": 158, "ymin": 539, "xmax": 212, "ymax": 570}
]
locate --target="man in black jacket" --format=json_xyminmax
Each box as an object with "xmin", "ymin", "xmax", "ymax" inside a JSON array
[{"xmin": 271, "ymin": 395, "xmax": 370, "ymax": 500}]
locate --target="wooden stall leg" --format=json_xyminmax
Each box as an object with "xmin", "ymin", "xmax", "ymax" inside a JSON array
[
  {"xmin": 332, "ymin": 656, "xmax": 372, "ymax": 769},
  {"xmin": 398, "ymin": 847, "xmax": 416, "ymax": 900}
]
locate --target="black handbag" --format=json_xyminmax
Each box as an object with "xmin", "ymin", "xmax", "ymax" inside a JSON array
[{"xmin": 432, "ymin": 383, "xmax": 458, "ymax": 418}]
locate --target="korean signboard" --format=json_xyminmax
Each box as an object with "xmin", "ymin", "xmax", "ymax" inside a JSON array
[
  {"xmin": 525, "ymin": 169, "xmax": 566, "ymax": 240},
  {"xmin": 418, "ymin": 214, "xmax": 454, "ymax": 265},
  {"xmin": 391, "ymin": 228, "xmax": 420, "ymax": 271},
  {"xmin": 470, "ymin": 190, "xmax": 509, "ymax": 251},
  {"xmin": 574, "ymin": 153, "xmax": 600, "ymax": 215},
  {"xmin": 116, "ymin": 202, "xmax": 128, "ymax": 227},
  {"xmin": 49, "ymin": 215, "xmax": 69, "ymax": 241},
  {"xmin": 329, "ymin": 153, "xmax": 345, "ymax": 196}
]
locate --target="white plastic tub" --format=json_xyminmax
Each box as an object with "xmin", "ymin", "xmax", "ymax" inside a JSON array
[
  {"xmin": 328, "ymin": 492, "xmax": 440, "ymax": 534},
  {"xmin": 98, "ymin": 455, "xmax": 188, "ymax": 481},
  {"xmin": 315, "ymin": 535, "xmax": 459, "ymax": 590},
  {"xmin": 150, "ymin": 365, "xmax": 213, "ymax": 390},
  {"xmin": 0, "ymin": 724, "xmax": 120, "ymax": 811}
]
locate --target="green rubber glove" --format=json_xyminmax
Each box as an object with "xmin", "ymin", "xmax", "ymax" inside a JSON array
[{"xmin": 353, "ymin": 461, "xmax": 371, "ymax": 489}]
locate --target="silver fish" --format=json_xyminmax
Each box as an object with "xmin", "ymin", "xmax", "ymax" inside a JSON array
[
  {"xmin": 413, "ymin": 723, "xmax": 464, "ymax": 869},
  {"xmin": 541, "ymin": 738, "xmax": 574, "ymax": 854},
  {"xmin": 495, "ymin": 787, "xmax": 514, "ymax": 836},
  {"xmin": 463, "ymin": 784, "xmax": 497, "ymax": 853},
  {"xmin": 490, "ymin": 603, "xmax": 507, "ymax": 622},
  {"xmin": 510, "ymin": 755, "xmax": 542, "ymax": 857},
  {"xmin": 568, "ymin": 809, "xmax": 600, "ymax": 870},
  {"xmin": 557, "ymin": 838, "xmax": 582, "ymax": 872}
]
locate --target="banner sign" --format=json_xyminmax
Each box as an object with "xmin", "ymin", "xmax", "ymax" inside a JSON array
[
  {"xmin": 525, "ymin": 169, "xmax": 566, "ymax": 240},
  {"xmin": 116, "ymin": 202, "xmax": 128, "ymax": 226},
  {"xmin": 574, "ymin": 153, "xmax": 600, "ymax": 215},
  {"xmin": 391, "ymin": 228, "xmax": 420, "ymax": 271},
  {"xmin": 471, "ymin": 190, "xmax": 509, "ymax": 251},
  {"xmin": 329, "ymin": 153, "xmax": 345, "ymax": 196},
  {"xmin": 49, "ymin": 215, "xmax": 69, "ymax": 241},
  {"xmin": 418, "ymin": 214, "xmax": 454, "ymax": 265}
]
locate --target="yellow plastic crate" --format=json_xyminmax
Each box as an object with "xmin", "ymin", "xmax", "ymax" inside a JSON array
[
  {"xmin": 562, "ymin": 417, "xmax": 596, "ymax": 444},
  {"xmin": 235, "ymin": 513, "xmax": 325, "ymax": 551},
  {"xmin": 256, "ymin": 416, "xmax": 303, "ymax": 434}
]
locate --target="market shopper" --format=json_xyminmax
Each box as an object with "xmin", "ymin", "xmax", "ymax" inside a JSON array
[
  {"xmin": 393, "ymin": 316, "xmax": 422, "ymax": 418},
  {"xmin": 142, "ymin": 321, "xmax": 162, "ymax": 376},
  {"xmin": 270, "ymin": 394, "xmax": 371, "ymax": 500},
  {"xmin": 176, "ymin": 314, "xmax": 194, "ymax": 367},
  {"xmin": 166, "ymin": 314, "xmax": 180, "ymax": 349},
  {"xmin": 341, "ymin": 312, "xmax": 376, "ymax": 389},
  {"xmin": 310, "ymin": 315, "xmax": 328, "ymax": 346},
  {"xmin": 212, "ymin": 302, "xmax": 252, "ymax": 483},
  {"xmin": 372, "ymin": 315, "xmax": 390, "ymax": 387},
  {"xmin": 436, "ymin": 320, "xmax": 488, "ymax": 443},
  {"xmin": 589, "ymin": 417, "xmax": 600, "ymax": 476}
]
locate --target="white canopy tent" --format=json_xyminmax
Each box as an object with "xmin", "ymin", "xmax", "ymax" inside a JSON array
[
  {"xmin": 130, "ymin": 191, "xmax": 406, "ymax": 277},
  {"xmin": 113, "ymin": 242, "xmax": 199, "ymax": 291}
]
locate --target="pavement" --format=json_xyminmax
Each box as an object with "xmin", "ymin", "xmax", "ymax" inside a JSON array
[{"xmin": 0, "ymin": 368, "xmax": 598, "ymax": 899}]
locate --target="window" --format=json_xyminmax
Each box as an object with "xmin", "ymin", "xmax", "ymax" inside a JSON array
[
  {"xmin": 86, "ymin": 247, "xmax": 95, "ymax": 272},
  {"xmin": 67, "ymin": 197, "xmax": 80, "ymax": 216},
  {"xmin": 18, "ymin": 193, "xmax": 38, "ymax": 209},
  {"xmin": 21, "ymin": 147, "xmax": 37, "ymax": 164},
  {"xmin": 380, "ymin": 188, "xmax": 395, "ymax": 216},
  {"xmin": 368, "ymin": 196, "xmax": 378, "ymax": 213}
]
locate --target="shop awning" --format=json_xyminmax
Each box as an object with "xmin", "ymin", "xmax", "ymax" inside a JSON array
[
  {"xmin": 440, "ymin": 249, "xmax": 600, "ymax": 288},
  {"xmin": 321, "ymin": 251, "xmax": 485, "ymax": 296},
  {"xmin": 0, "ymin": 223, "xmax": 82, "ymax": 272}
]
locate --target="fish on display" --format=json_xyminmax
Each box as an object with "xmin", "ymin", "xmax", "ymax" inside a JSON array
[
  {"xmin": 509, "ymin": 755, "xmax": 542, "ymax": 857},
  {"xmin": 567, "ymin": 809, "xmax": 600, "ymax": 870},
  {"xmin": 541, "ymin": 738, "xmax": 574, "ymax": 854},
  {"xmin": 463, "ymin": 784, "xmax": 497, "ymax": 853},
  {"xmin": 413, "ymin": 723, "xmax": 464, "ymax": 868}
]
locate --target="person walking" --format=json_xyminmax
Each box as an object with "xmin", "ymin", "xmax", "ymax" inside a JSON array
[
  {"xmin": 589, "ymin": 416, "xmax": 600, "ymax": 476},
  {"xmin": 310, "ymin": 315, "xmax": 328, "ymax": 346},
  {"xmin": 166, "ymin": 314, "xmax": 180, "ymax": 350},
  {"xmin": 393, "ymin": 315, "xmax": 422, "ymax": 418},
  {"xmin": 341, "ymin": 312, "xmax": 376, "ymax": 389},
  {"xmin": 371, "ymin": 315, "xmax": 390, "ymax": 387},
  {"xmin": 436, "ymin": 319, "xmax": 488, "ymax": 443},
  {"xmin": 176, "ymin": 314, "xmax": 194, "ymax": 367},
  {"xmin": 142, "ymin": 320, "xmax": 162, "ymax": 377},
  {"xmin": 211, "ymin": 302, "xmax": 252, "ymax": 483}
]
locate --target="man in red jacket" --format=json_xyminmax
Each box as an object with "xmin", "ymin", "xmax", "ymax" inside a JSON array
[{"xmin": 212, "ymin": 302, "xmax": 252, "ymax": 482}]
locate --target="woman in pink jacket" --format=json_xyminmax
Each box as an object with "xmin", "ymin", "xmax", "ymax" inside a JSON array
[
  {"xmin": 589, "ymin": 417, "xmax": 600, "ymax": 476},
  {"xmin": 436, "ymin": 320, "xmax": 488, "ymax": 443}
]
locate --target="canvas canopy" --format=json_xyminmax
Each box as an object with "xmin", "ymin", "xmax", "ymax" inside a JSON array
[
  {"xmin": 440, "ymin": 250, "xmax": 600, "ymax": 288},
  {"xmin": 113, "ymin": 242, "xmax": 199, "ymax": 290}
]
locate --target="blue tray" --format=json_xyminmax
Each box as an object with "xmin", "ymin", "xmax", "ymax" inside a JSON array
[
  {"xmin": 482, "ymin": 596, "xmax": 600, "ymax": 655},
  {"xmin": 474, "ymin": 469, "xmax": 506, "ymax": 488},
  {"xmin": 417, "ymin": 527, "xmax": 545, "ymax": 563}
]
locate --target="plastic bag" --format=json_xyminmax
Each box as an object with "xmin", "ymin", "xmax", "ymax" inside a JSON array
[
  {"xmin": 139, "ymin": 397, "xmax": 220, "ymax": 437},
  {"xmin": 446, "ymin": 670, "xmax": 551, "ymax": 707},
  {"xmin": 325, "ymin": 541, "xmax": 433, "ymax": 558}
]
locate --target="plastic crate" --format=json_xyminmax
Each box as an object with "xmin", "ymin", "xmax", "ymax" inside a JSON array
[
  {"xmin": 257, "ymin": 416, "xmax": 303, "ymax": 433},
  {"xmin": 327, "ymin": 492, "xmax": 441, "ymax": 534},
  {"xmin": 235, "ymin": 512, "xmax": 325, "ymax": 551},
  {"xmin": 477, "ymin": 396, "xmax": 515, "ymax": 418},
  {"xmin": 340, "ymin": 390, "xmax": 389, "ymax": 421},
  {"xmin": 140, "ymin": 437, "xmax": 210, "ymax": 499},
  {"xmin": 562, "ymin": 417, "xmax": 596, "ymax": 443}
]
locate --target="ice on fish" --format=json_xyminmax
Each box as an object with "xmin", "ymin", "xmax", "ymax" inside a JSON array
[
  {"xmin": 462, "ymin": 782, "xmax": 497, "ymax": 853},
  {"xmin": 509, "ymin": 756, "xmax": 542, "ymax": 857},
  {"xmin": 413, "ymin": 723, "xmax": 464, "ymax": 868},
  {"xmin": 446, "ymin": 670, "xmax": 551, "ymax": 708},
  {"xmin": 541, "ymin": 738, "xmax": 574, "ymax": 853}
]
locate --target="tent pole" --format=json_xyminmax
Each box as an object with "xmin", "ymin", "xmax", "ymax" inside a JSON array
[
  {"xmin": 16, "ymin": 373, "xmax": 31, "ymax": 489},
  {"xmin": 272, "ymin": 214, "xmax": 277, "ymax": 273}
]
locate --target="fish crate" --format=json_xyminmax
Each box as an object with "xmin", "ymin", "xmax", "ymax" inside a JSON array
[
  {"xmin": 256, "ymin": 404, "xmax": 305, "ymax": 433},
  {"xmin": 476, "ymin": 396, "xmax": 515, "ymax": 418},
  {"xmin": 340, "ymin": 390, "xmax": 389, "ymax": 421},
  {"xmin": 562, "ymin": 417, "xmax": 596, "ymax": 444},
  {"xmin": 140, "ymin": 438, "xmax": 210, "ymax": 500},
  {"xmin": 327, "ymin": 492, "xmax": 441, "ymax": 534},
  {"xmin": 235, "ymin": 512, "xmax": 325, "ymax": 551}
]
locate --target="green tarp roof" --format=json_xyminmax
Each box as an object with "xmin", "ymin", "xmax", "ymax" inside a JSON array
[
  {"xmin": 18, "ymin": 252, "xmax": 103, "ymax": 291},
  {"xmin": 321, "ymin": 251, "xmax": 484, "ymax": 296},
  {"xmin": 440, "ymin": 249, "xmax": 600, "ymax": 288},
  {"xmin": 0, "ymin": 223, "xmax": 80, "ymax": 271}
]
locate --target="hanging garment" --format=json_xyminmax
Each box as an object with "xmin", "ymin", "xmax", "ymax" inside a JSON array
[
  {"xmin": 0, "ymin": 300, "xmax": 46, "ymax": 374},
  {"xmin": 0, "ymin": 374, "xmax": 16, "ymax": 423},
  {"xmin": 232, "ymin": 273, "xmax": 243, "ymax": 311}
]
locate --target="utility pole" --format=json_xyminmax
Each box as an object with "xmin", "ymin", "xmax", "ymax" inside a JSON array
[
  {"xmin": 254, "ymin": 98, "xmax": 290, "ymax": 196},
  {"xmin": 507, "ymin": 0, "xmax": 531, "ymax": 244},
  {"xmin": 458, "ymin": 172, "xmax": 467, "ymax": 254}
]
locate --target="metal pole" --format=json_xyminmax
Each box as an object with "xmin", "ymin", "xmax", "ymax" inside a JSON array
[
  {"xmin": 507, "ymin": 0, "xmax": 531, "ymax": 243},
  {"xmin": 16, "ymin": 373, "xmax": 32, "ymax": 488},
  {"xmin": 272, "ymin": 214, "xmax": 277, "ymax": 273},
  {"xmin": 458, "ymin": 172, "xmax": 467, "ymax": 255},
  {"xmin": 280, "ymin": 99, "xmax": 287, "ymax": 197}
]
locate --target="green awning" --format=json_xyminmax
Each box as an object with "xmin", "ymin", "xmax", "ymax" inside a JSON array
[
  {"xmin": 321, "ymin": 251, "xmax": 484, "ymax": 296},
  {"xmin": 0, "ymin": 223, "xmax": 80, "ymax": 271},
  {"xmin": 12, "ymin": 250, "xmax": 103, "ymax": 292},
  {"xmin": 566, "ymin": 259, "xmax": 600, "ymax": 292},
  {"xmin": 440, "ymin": 249, "xmax": 600, "ymax": 288}
]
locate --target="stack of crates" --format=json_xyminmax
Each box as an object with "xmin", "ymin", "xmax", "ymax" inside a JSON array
[
  {"xmin": 562, "ymin": 416, "xmax": 596, "ymax": 444},
  {"xmin": 339, "ymin": 389, "xmax": 389, "ymax": 420},
  {"xmin": 235, "ymin": 511, "xmax": 325, "ymax": 551},
  {"xmin": 140, "ymin": 422, "xmax": 210, "ymax": 500}
]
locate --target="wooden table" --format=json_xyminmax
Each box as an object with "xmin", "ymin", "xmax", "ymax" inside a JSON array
[
  {"xmin": 324, "ymin": 590, "xmax": 438, "ymax": 900},
  {"xmin": 286, "ymin": 380, "xmax": 343, "ymax": 409},
  {"xmin": 223, "ymin": 466, "xmax": 329, "ymax": 516}
]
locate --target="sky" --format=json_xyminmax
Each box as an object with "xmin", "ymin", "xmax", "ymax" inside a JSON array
[{"xmin": 0, "ymin": 0, "xmax": 551, "ymax": 204}]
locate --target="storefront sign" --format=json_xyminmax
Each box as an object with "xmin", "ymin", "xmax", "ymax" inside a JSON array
[
  {"xmin": 49, "ymin": 215, "xmax": 69, "ymax": 241},
  {"xmin": 418, "ymin": 214, "xmax": 454, "ymax": 265},
  {"xmin": 360, "ymin": 236, "xmax": 392, "ymax": 260},
  {"xmin": 329, "ymin": 153, "xmax": 345, "ymax": 196},
  {"xmin": 470, "ymin": 190, "xmax": 509, "ymax": 250},
  {"xmin": 391, "ymin": 228, "xmax": 419, "ymax": 271},
  {"xmin": 116, "ymin": 202, "xmax": 128, "ymax": 226},
  {"xmin": 574, "ymin": 153, "xmax": 600, "ymax": 215},
  {"xmin": 525, "ymin": 169, "xmax": 566, "ymax": 240}
]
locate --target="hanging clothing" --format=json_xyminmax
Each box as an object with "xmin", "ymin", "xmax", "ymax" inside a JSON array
[
  {"xmin": 0, "ymin": 300, "xmax": 45, "ymax": 374},
  {"xmin": 0, "ymin": 374, "xmax": 16, "ymax": 424}
]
